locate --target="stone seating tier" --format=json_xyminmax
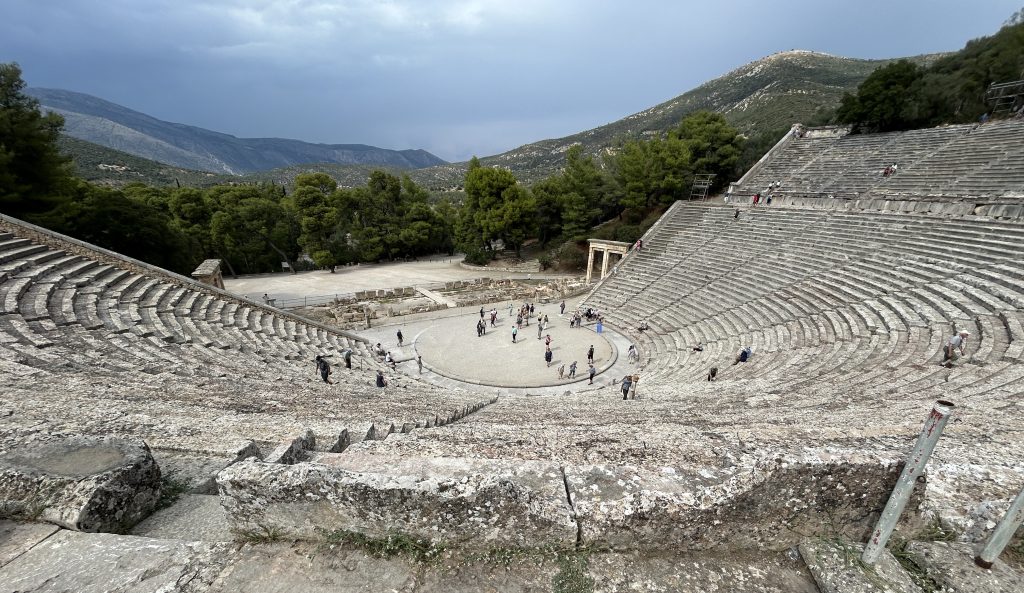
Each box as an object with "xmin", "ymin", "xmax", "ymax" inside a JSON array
[{"xmin": 734, "ymin": 119, "xmax": 1024, "ymax": 204}]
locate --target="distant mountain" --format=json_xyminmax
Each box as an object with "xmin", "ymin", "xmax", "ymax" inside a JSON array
[
  {"xmin": 28, "ymin": 88, "xmax": 446, "ymax": 174},
  {"xmin": 410, "ymin": 50, "xmax": 945, "ymax": 186}
]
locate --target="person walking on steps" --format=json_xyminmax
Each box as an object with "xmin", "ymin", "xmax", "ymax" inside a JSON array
[
  {"xmin": 375, "ymin": 370, "xmax": 387, "ymax": 388},
  {"xmin": 396, "ymin": 330, "xmax": 404, "ymax": 346},
  {"xmin": 620, "ymin": 374, "xmax": 632, "ymax": 400},
  {"xmin": 315, "ymin": 355, "xmax": 333, "ymax": 384},
  {"xmin": 628, "ymin": 374, "xmax": 640, "ymax": 399},
  {"xmin": 343, "ymin": 349, "xmax": 352, "ymax": 369},
  {"xmin": 941, "ymin": 330, "xmax": 969, "ymax": 367}
]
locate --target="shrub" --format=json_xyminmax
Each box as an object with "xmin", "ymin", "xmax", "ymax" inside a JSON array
[
  {"xmin": 462, "ymin": 246, "xmax": 492, "ymax": 266},
  {"xmin": 614, "ymin": 224, "xmax": 642, "ymax": 244}
]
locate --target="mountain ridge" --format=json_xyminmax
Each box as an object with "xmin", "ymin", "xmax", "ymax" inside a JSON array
[
  {"xmin": 28, "ymin": 87, "xmax": 447, "ymax": 174},
  {"xmin": 51, "ymin": 49, "xmax": 946, "ymax": 189}
]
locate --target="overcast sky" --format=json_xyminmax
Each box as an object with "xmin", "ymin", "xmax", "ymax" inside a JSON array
[{"xmin": 2, "ymin": 1, "xmax": 1019, "ymax": 161}]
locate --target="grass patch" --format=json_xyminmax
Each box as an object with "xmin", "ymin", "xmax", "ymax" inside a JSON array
[
  {"xmin": 552, "ymin": 549, "xmax": 594, "ymax": 593},
  {"xmin": 915, "ymin": 517, "xmax": 956, "ymax": 542},
  {"xmin": 155, "ymin": 478, "xmax": 190, "ymax": 511},
  {"xmin": 890, "ymin": 537, "xmax": 941, "ymax": 593},
  {"xmin": 236, "ymin": 524, "xmax": 286, "ymax": 544},
  {"xmin": 316, "ymin": 529, "xmax": 446, "ymax": 564}
]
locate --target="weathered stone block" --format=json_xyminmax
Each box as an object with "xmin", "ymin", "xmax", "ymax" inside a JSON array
[
  {"xmin": 566, "ymin": 451, "xmax": 914, "ymax": 551},
  {"xmin": 0, "ymin": 436, "xmax": 161, "ymax": 532},
  {"xmin": 216, "ymin": 455, "xmax": 576, "ymax": 548}
]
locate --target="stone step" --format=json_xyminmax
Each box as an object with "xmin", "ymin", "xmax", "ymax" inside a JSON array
[{"xmin": 130, "ymin": 494, "xmax": 234, "ymax": 542}]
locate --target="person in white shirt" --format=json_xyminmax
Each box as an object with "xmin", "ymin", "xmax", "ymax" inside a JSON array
[{"xmin": 942, "ymin": 330, "xmax": 969, "ymax": 366}]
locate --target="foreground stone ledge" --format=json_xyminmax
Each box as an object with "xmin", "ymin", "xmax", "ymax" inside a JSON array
[
  {"xmin": 799, "ymin": 539, "xmax": 922, "ymax": 593},
  {"xmin": 567, "ymin": 451, "xmax": 917, "ymax": 552},
  {"xmin": 0, "ymin": 530, "xmax": 233, "ymax": 593},
  {"xmin": 0, "ymin": 436, "xmax": 161, "ymax": 532},
  {"xmin": 216, "ymin": 455, "xmax": 577, "ymax": 548}
]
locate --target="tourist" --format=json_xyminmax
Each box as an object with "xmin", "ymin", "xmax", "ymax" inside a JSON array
[
  {"xmin": 557, "ymin": 363, "xmax": 565, "ymax": 380},
  {"xmin": 587, "ymin": 345, "xmax": 595, "ymax": 364},
  {"xmin": 375, "ymin": 370, "xmax": 387, "ymax": 388},
  {"xmin": 627, "ymin": 344, "xmax": 637, "ymax": 362},
  {"xmin": 941, "ymin": 330, "xmax": 969, "ymax": 367},
  {"xmin": 560, "ymin": 301, "xmax": 566, "ymax": 315},
  {"xmin": 396, "ymin": 329, "xmax": 404, "ymax": 346},
  {"xmin": 343, "ymin": 349, "xmax": 352, "ymax": 369},
  {"xmin": 384, "ymin": 351, "xmax": 396, "ymax": 369},
  {"xmin": 732, "ymin": 346, "xmax": 752, "ymax": 365},
  {"xmin": 545, "ymin": 347, "xmax": 553, "ymax": 367},
  {"xmin": 569, "ymin": 361, "xmax": 577, "ymax": 379},
  {"xmin": 620, "ymin": 374, "xmax": 632, "ymax": 400},
  {"xmin": 516, "ymin": 315, "xmax": 523, "ymax": 329},
  {"xmin": 490, "ymin": 310, "xmax": 497, "ymax": 327},
  {"xmin": 734, "ymin": 209, "xmax": 740, "ymax": 219},
  {"xmin": 692, "ymin": 342, "xmax": 704, "ymax": 352},
  {"xmin": 545, "ymin": 334, "xmax": 553, "ymax": 347},
  {"xmin": 512, "ymin": 325, "xmax": 518, "ymax": 343},
  {"xmin": 543, "ymin": 314, "xmax": 549, "ymax": 325},
  {"xmin": 417, "ymin": 355, "xmax": 423, "ymax": 374},
  {"xmin": 314, "ymin": 355, "xmax": 333, "ymax": 385},
  {"xmin": 628, "ymin": 374, "xmax": 639, "ymax": 399},
  {"xmin": 766, "ymin": 194, "xmax": 772, "ymax": 206},
  {"xmin": 508, "ymin": 303, "xmax": 514, "ymax": 318},
  {"xmin": 529, "ymin": 303, "xmax": 535, "ymax": 316},
  {"xmin": 480, "ymin": 306, "xmax": 485, "ymax": 319},
  {"xmin": 262, "ymin": 293, "xmax": 270, "ymax": 305},
  {"xmin": 588, "ymin": 363, "xmax": 596, "ymax": 384},
  {"xmin": 637, "ymin": 321, "xmax": 649, "ymax": 332},
  {"xmin": 707, "ymin": 367, "xmax": 718, "ymax": 381},
  {"xmin": 596, "ymin": 319, "xmax": 603, "ymax": 334},
  {"xmin": 374, "ymin": 342, "xmax": 385, "ymax": 357},
  {"xmin": 538, "ymin": 323, "xmax": 544, "ymax": 340}
]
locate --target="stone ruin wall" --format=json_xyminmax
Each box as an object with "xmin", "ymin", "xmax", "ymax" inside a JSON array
[{"xmin": 300, "ymin": 277, "xmax": 589, "ymax": 329}]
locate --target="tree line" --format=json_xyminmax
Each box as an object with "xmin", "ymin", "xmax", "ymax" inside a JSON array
[
  {"xmin": 836, "ymin": 20, "xmax": 1024, "ymax": 132},
  {"xmin": 2, "ymin": 61, "xmax": 746, "ymax": 275}
]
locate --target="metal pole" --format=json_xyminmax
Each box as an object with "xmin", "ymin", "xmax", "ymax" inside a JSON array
[
  {"xmin": 862, "ymin": 400, "xmax": 955, "ymax": 565},
  {"xmin": 975, "ymin": 485, "xmax": 1024, "ymax": 568}
]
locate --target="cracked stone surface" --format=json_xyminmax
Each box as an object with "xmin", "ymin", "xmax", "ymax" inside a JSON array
[
  {"xmin": 0, "ymin": 530, "xmax": 234, "ymax": 593},
  {"xmin": 0, "ymin": 520, "xmax": 58, "ymax": 569}
]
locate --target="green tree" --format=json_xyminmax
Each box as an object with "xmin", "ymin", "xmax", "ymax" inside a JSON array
[
  {"xmin": 457, "ymin": 162, "xmax": 536, "ymax": 257},
  {"xmin": 0, "ymin": 62, "xmax": 71, "ymax": 216},
  {"xmin": 836, "ymin": 60, "xmax": 924, "ymax": 132},
  {"xmin": 57, "ymin": 181, "xmax": 192, "ymax": 273}
]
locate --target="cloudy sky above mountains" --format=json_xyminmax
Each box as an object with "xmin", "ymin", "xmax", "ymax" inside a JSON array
[{"xmin": 2, "ymin": 1, "xmax": 1019, "ymax": 161}]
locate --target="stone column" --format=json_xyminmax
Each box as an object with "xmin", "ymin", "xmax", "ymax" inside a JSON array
[
  {"xmin": 586, "ymin": 245, "xmax": 595, "ymax": 284},
  {"xmin": 600, "ymin": 247, "xmax": 610, "ymax": 279}
]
